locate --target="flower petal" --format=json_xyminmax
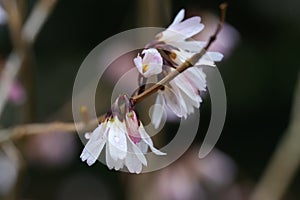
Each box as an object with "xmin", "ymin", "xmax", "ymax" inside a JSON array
[
  {"xmin": 205, "ymin": 52, "xmax": 224, "ymax": 62},
  {"xmin": 106, "ymin": 143, "xmax": 124, "ymax": 170},
  {"xmin": 151, "ymin": 91, "xmax": 165, "ymax": 129},
  {"xmin": 171, "ymin": 74, "xmax": 201, "ymax": 106},
  {"xmin": 80, "ymin": 124, "xmax": 107, "ymax": 166},
  {"xmin": 108, "ymin": 120, "xmax": 127, "ymax": 160},
  {"xmin": 126, "ymin": 135, "xmax": 147, "ymax": 166},
  {"xmin": 170, "ymin": 9, "xmax": 185, "ymax": 26},
  {"xmin": 169, "ymin": 16, "xmax": 204, "ymax": 38},
  {"xmin": 125, "ymin": 144, "xmax": 143, "ymax": 174},
  {"xmin": 163, "ymin": 86, "xmax": 186, "ymax": 117},
  {"xmin": 139, "ymin": 125, "xmax": 166, "ymax": 155},
  {"xmin": 134, "ymin": 49, "xmax": 163, "ymax": 78},
  {"xmin": 133, "ymin": 54, "xmax": 143, "ymax": 74}
]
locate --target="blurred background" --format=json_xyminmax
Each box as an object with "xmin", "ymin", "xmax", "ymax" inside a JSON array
[{"xmin": 0, "ymin": 0, "xmax": 299, "ymax": 199}]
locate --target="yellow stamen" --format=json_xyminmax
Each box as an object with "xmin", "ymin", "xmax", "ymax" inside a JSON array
[
  {"xmin": 169, "ymin": 52, "xmax": 177, "ymax": 60},
  {"xmin": 142, "ymin": 64, "xmax": 149, "ymax": 73}
]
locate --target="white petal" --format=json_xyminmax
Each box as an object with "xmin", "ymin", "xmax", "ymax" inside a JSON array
[
  {"xmin": 183, "ymin": 68, "xmax": 206, "ymax": 91},
  {"xmin": 80, "ymin": 124, "xmax": 107, "ymax": 166},
  {"xmin": 166, "ymin": 17, "xmax": 204, "ymax": 40},
  {"xmin": 163, "ymin": 86, "xmax": 186, "ymax": 117},
  {"xmin": 142, "ymin": 48, "xmax": 163, "ymax": 77},
  {"xmin": 139, "ymin": 126, "xmax": 166, "ymax": 155},
  {"xmin": 105, "ymin": 143, "xmax": 124, "ymax": 170},
  {"xmin": 170, "ymin": 9, "xmax": 185, "ymax": 26},
  {"xmin": 172, "ymin": 74, "xmax": 201, "ymax": 105},
  {"xmin": 133, "ymin": 54, "xmax": 143, "ymax": 74},
  {"xmin": 195, "ymin": 52, "xmax": 223, "ymax": 67},
  {"xmin": 126, "ymin": 135, "xmax": 147, "ymax": 166},
  {"xmin": 137, "ymin": 140, "xmax": 148, "ymax": 154},
  {"xmin": 205, "ymin": 52, "xmax": 224, "ymax": 62},
  {"xmin": 108, "ymin": 120, "xmax": 127, "ymax": 161},
  {"xmin": 125, "ymin": 144, "xmax": 143, "ymax": 174},
  {"xmin": 151, "ymin": 91, "xmax": 165, "ymax": 129},
  {"xmin": 168, "ymin": 41, "xmax": 206, "ymax": 52}
]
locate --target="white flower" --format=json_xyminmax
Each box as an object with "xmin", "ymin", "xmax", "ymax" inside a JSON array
[
  {"xmin": 80, "ymin": 96, "xmax": 165, "ymax": 174},
  {"xmin": 156, "ymin": 9, "xmax": 204, "ymax": 51},
  {"xmin": 151, "ymin": 67, "xmax": 207, "ymax": 128},
  {"xmin": 133, "ymin": 48, "xmax": 163, "ymax": 78}
]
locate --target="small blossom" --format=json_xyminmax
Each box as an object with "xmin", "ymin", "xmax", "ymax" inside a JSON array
[
  {"xmin": 132, "ymin": 9, "xmax": 224, "ymax": 127},
  {"xmin": 133, "ymin": 48, "xmax": 163, "ymax": 78},
  {"xmin": 80, "ymin": 95, "xmax": 165, "ymax": 174}
]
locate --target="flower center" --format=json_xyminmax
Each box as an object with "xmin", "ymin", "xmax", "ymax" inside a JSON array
[{"xmin": 142, "ymin": 64, "xmax": 149, "ymax": 73}]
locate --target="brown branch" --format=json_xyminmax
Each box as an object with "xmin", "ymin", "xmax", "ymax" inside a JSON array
[
  {"xmin": 0, "ymin": 115, "xmax": 105, "ymax": 144},
  {"xmin": 250, "ymin": 71, "xmax": 300, "ymax": 200},
  {"xmin": 0, "ymin": 2, "xmax": 227, "ymax": 145},
  {"xmin": 131, "ymin": 2, "xmax": 228, "ymax": 104},
  {"xmin": 0, "ymin": 0, "xmax": 59, "ymax": 118}
]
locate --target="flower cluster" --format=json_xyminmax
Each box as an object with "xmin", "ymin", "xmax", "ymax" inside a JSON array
[
  {"xmin": 81, "ymin": 95, "xmax": 165, "ymax": 174},
  {"xmin": 133, "ymin": 9, "xmax": 223, "ymax": 128},
  {"xmin": 81, "ymin": 9, "xmax": 224, "ymax": 173}
]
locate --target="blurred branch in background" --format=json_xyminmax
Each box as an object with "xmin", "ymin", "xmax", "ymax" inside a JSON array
[
  {"xmin": 0, "ymin": 115, "xmax": 104, "ymax": 144},
  {"xmin": 0, "ymin": 0, "xmax": 58, "ymax": 120},
  {"xmin": 0, "ymin": 1, "xmax": 58, "ymax": 199},
  {"xmin": 250, "ymin": 71, "xmax": 300, "ymax": 200}
]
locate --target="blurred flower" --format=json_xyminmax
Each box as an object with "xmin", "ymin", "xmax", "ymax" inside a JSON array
[
  {"xmin": 81, "ymin": 95, "xmax": 165, "ymax": 174},
  {"xmin": 127, "ymin": 147, "xmax": 240, "ymax": 200},
  {"xmin": 192, "ymin": 10, "xmax": 240, "ymax": 57},
  {"xmin": 24, "ymin": 131, "xmax": 77, "ymax": 167},
  {"xmin": 0, "ymin": 153, "xmax": 18, "ymax": 196},
  {"xmin": 0, "ymin": 57, "xmax": 26, "ymax": 106},
  {"xmin": 0, "ymin": 5, "xmax": 7, "ymax": 25},
  {"xmin": 8, "ymin": 80, "xmax": 26, "ymax": 105},
  {"xmin": 134, "ymin": 48, "xmax": 163, "ymax": 78}
]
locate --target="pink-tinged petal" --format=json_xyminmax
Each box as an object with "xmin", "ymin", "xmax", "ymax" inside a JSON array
[
  {"xmin": 134, "ymin": 49, "xmax": 163, "ymax": 78},
  {"xmin": 168, "ymin": 82, "xmax": 189, "ymax": 118},
  {"xmin": 108, "ymin": 120, "xmax": 127, "ymax": 161},
  {"xmin": 133, "ymin": 54, "xmax": 143, "ymax": 73},
  {"xmin": 170, "ymin": 9, "xmax": 185, "ymax": 26},
  {"xmin": 139, "ymin": 125, "xmax": 166, "ymax": 155},
  {"xmin": 80, "ymin": 124, "xmax": 107, "ymax": 166},
  {"xmin": 125, "ymin": 144, "xmax": 143, "ymax": 174},
  {"xmin": 163, "ymin": 85, "xmax": 186, "ymax": 117},
  {"xmin": 125, "ymin": 111, "xmax": 141, "ymax": 144},
  {"xmin": 183, "ymin": 68, "xmax": 206, "ymax": 92},
  {"xmin": 171, "ymin": 74, "xmax": 201, "ymax": 106},
  {"xmin": 151, "ymin": 91, "xmax": 165, "ymax": 129},
  {"xmin": 169, "ymin": 16, "xmax": 204, "ymax": 38},
  {"xmin": 161, "ymin": 17, "xmax": 204, "ymax": 42}
]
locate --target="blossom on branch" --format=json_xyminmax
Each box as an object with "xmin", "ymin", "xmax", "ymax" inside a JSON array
[
  {"xmin": 80, "ymin": 95, "xmax": 165, "ymax": 174},
  {"xmin": 133, "ymin": 9, "xmax": 224, "ymax": 128}
]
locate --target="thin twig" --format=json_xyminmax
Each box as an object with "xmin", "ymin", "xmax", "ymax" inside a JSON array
[
  {"xmin": 250, "ymin": 71, "xmax": 300, "ymax": 200},
  {"xmin": 0, "ymin": 0, "xmax": 58, "ymax": 118},
  {"xmin": 0, "ymin": 115, "xmax": 105, "ymax": 144},
  {"xmin": 131, "ymin": 2, "xmax": 228, "ymax": 104}
]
